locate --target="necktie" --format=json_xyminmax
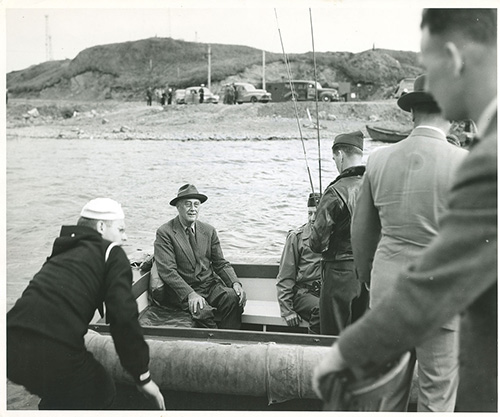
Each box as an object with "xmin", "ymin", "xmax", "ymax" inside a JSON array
[{"xmin": 186, "ymin": 227, "xmax": 199, "ymax": 264}]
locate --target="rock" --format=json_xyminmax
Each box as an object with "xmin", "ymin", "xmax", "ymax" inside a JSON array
[
  {"xmin": 73, "ymin": 111, "xmax": 79, "ymax": 118},
  {"xmin": 369, "ymin": 114, "xmax": 380, "ymax": 122},
  {"xmin": 27, "ymin": 108, "xmax": 39, "ymax": 117},
  {"xmin": 112, "ymin": 128, "xmax": 120, "ymax": 133},
  {"xmin": 120, "ymin": 125, "xmax": 131, "ymax": 132},
  {"xmin": 102, "ymin": 118, "xmax": 109, "ymax": 124},
  {"xmin": 327, "ymin": 114, "xmax": 337, "ymax": 121}
]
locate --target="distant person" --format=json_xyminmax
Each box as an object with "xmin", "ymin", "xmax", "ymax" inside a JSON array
[
  {"xmin": 313, "ymin": 8, "xmax": 497, "ymax": 412},
  {"xmin": 351, "ymin": 74, "xmax": 468, "ymax": 411},
  {"xmin": 225, "ymin": 84, "xmax": 235, "ymax": 105},
  {"xmin": 154, "ymin": 184, "xmax": 246, "ymax": 329},
  {"xmin": 232, "ymin": 83, "xmax": 238, "ymax": 104},
  {"xmin": 167, "ymin": 88, "xmax": 173, "ymax": 105},
  {"xmin": 160, "ymin": 91, "xmax": 166, "ymax": 106},
  {"xmin": 310, "ymin": 131, "xmax": 367, "ymax": 335},
  {"xmin": 146, "ymin": 87, "xmax": 153, "ymax": 106},
  {"xmin": 199, "ymin": 85, "xmax": 205, "ymax": 104},
  {"xmin": 7, "ymin": 198, "xmax": 165, "ymax": 410},
  {"xmin": 276, "ymin": 193, "xmax": 322, "ymax": 333}
]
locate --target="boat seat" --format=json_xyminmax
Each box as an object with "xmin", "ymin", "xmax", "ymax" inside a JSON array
[{"xmin": 129, "ymin": 263, "xmax": 308, "ymax": 333}]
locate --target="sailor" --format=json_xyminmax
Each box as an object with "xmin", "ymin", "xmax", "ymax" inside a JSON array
[
  {"xmin": 310, "ymin": 131, "xmax": 367, "ymax": 335},
  {"xmin": 276, "ymin": 192, "xmax": 322, "ymax": 333},
  {"xmin": 154, "ymin": 184, "xmax": 246, "ymax": 329},
  {"xmin": 7, "ymin": 198, "xmax": 165, "ymax": 410}
]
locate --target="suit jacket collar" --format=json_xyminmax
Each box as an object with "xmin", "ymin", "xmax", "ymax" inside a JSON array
[{"xmin": 409, "ymin": 126, "xmax": 447, "ymax": 141}]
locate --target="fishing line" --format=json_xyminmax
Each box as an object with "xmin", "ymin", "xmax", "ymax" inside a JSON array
[
  {"xmin": 309, "ymin": 8, "xmax": 323, "ymax": 195},
  {"xmin": 274, "ymin": 8, "xmax": 315, "ymax": 195}
]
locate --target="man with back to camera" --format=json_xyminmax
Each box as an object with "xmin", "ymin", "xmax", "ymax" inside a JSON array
[
  {"xmin": 313, "ymin": 9, "xmax": 497, "ymax": 412},
  {"xmin": 154, "ymin": 184, "xmax": 246, "ymax": 329},
  {"xmin": 7, "ymin": 198, "xmax": 165, "ymax": 410},
  {"xmin": 276, "ymin": 192, "xmax": 322, "ymax": 333},
  {"xmin": 350, "ymin": 74, "xmax": 468, "ymax": 411},
  {"xmin": 310, "ymin": 131, "xmax": 367, "ymax": 335}
]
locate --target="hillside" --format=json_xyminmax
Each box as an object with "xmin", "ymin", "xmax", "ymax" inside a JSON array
[{"xmin": 7, "ymin": 37, "xmax": 424, "ymax": 101}]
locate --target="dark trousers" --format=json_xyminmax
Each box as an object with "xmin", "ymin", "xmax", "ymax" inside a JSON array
[
  {"xmin": 293, "ymin": 287, "xmax": 320, "ymax": 334},
  {"xmin": 195, "ymin": 280, "xmax": 242, "ymax": 329},
  {"xmin": 7, "ymin": 328, "xmax": 116, "ymax": 410},
  {"xmin": 319, "ymin": 260, "xmax": 362, "ymax": 336}
]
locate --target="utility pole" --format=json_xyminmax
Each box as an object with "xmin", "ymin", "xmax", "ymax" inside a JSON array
[
  {"xmin": 45, "ymin": 15, "xmax": 53, "ymax": 61},
  {"xmin": 207, "ymin": 44, "xmax": 211, "ymax": 90},
  {"xmin": 262, "ymin": 50, "xmax": 266, "ymax": 90}
]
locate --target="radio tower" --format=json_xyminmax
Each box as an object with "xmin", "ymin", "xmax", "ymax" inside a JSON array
[{"xmin": 45, "ymin": 15, "xmax": 53, "ymax": 61}]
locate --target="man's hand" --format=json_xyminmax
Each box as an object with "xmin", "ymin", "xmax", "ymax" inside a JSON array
[
  {"xmin": 312, "ymin": 343, "xmax": 348, "ymax": 399},
  {"xmin": 187, "ymin": 291, "xmax": 206, "ymax": 315},
  {"xmin": 232, "ymin": 282, "xmax": 247, "ymax": 308},
  {"xmin": 284, "ymin": 312, "xmax": 301, "ymax": 327},
  {"xmin": 136, "ymin": 380, "xmax": 166, "ymax": 410}
]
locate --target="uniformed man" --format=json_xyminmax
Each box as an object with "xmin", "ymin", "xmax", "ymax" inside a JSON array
[
  {"xmin": 276, "ymin": 192, "xmax": 322, "ymax": 333},
  {"xmin": 311, "ymin": 131, "xmax": 367, "ymax": 335}
]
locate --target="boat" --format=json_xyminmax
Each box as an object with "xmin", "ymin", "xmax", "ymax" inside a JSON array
[
  {"xmin": 88, "ymin": 262, "xmax": 337, "ymax": 410},
  {"xmin": 366, "ymin": 124, "xmax": 411, "ymax": 143}
]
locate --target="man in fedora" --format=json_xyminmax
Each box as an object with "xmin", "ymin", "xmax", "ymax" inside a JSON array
[
  {"xmin": 310, "ymin": 131, "xmax": 367, "ymax": 335},
  {"xmin": 313, "ymin": 9, "xmax": 497, "ymax": 412},
  {"xmin": 276, "ymin": 192, "xmax": 322, "ymax": 334},
  {"xmin": 7, "ymin": 198, "xmax": 165, "ymax": 410},
  {"xmin": 154, "ymin": 184, "xmax": 246, "ymax": 329},
  {"xmin": 350, "ymin": 74, "xmax": 468, "ymax": 411}
]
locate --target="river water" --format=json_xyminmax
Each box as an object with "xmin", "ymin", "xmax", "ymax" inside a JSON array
[{"xmin": 6, "ymin": 136, "xmax": 386, "ymax": 310}]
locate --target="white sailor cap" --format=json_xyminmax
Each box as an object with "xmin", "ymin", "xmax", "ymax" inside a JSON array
[{"xmin": 80, "ymin": 198, "xmax": 125, "ymax": 220}]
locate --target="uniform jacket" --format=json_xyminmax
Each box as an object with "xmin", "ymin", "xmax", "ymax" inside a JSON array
[
  {"xmin": 338, "ymin": 110, "xmax": 497, "ymax": 412},
  {"xmin": 352, "ymin": 126, "xmax": 468, "ymax": 310},
  {"xmin": 154, "ymin": 216, "xmax": 240, "ymax": 302},
  {"xmin": 276, "ymin": 222, "xmax": 322, "ymax": 317},
  {"xmin": 311, "ymin": 166, "xmax": 365, "ymax": 261},
  {"xmin": 7, "ymin": 226, "xmax": 149, "ymax": 382}
]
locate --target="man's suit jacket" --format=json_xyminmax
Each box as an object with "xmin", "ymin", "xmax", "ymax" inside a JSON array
[
  {"xmin": 338, "ymin": 112, "xmax": 497, "ymax": 411},
  {"xmin": 352, "ymin": 126, "xmax": 468, "ymax": 311},
  {"xmin": 154, "ymin": 217, "xmax": 240, "ymax": 302}
]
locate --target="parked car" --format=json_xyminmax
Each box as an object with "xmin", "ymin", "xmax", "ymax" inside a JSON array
[
  {"xmin": 184, "ymin": 86, "xmax": 219, "ymax": 104},
  {"xmin": 392, "ymin": 78, "xmax": 416, "ymax": 99},
  {"xmin": 266, "ymin": 80, "xmax": 339, "ymax": 102},
  {"xmin": 174, "ymin": 89, "xmax": 186, "ymax": 104},
  {"xmin": 233, "ymin": 82, "xmax": 272, "ymax": 104}
]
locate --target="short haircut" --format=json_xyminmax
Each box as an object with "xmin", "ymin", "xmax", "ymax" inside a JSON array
[
  {"xmin": 412, "ymin": 101, "xmax": 442, "ymax": 115},
  {"xmin": 421, "ymin": 9, "xmax": 497, "ymax": 45},
  {"xmin": 77, "ymin": 217, "xmax": 112, "ymax": 229},
  {"xmin": 332, "ymin": 143, "xmax": 363, "ymax": 157}
]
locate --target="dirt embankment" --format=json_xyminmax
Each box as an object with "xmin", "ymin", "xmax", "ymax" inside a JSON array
[{"xmin": 6, "ymin": 98, "xmax": 412, "ymax": 141}]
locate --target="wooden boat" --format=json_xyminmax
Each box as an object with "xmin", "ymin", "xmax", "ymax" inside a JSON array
[
  {"xmin": 366, "ymin": 124, "xmax": 411, "ymax": 143},
  {"xmin": 88, "ymin": 262, "xmax": 337, "ymax": 410}
]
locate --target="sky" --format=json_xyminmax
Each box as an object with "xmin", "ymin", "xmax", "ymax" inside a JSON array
[{"xmin": 3, "ymin": 0, "xmax": 498, "ymax": 73}]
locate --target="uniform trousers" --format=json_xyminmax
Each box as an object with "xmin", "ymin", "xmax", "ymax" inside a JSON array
[
  {"xmin": 293, "ymin": 286, "xmax": 320, "ymax": 334},
  {"xmin": 7, "ymin": 327, "xmax": 116, "ymax": 410},
  {"xmin": 320, "ymin": 260, "xmax": 361, "ymax": 335}
]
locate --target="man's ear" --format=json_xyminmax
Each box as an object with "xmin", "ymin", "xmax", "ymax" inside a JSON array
[
  {"xmin": 96, "ymin": 220, "xmax": 105, "ymax": 235},
  {"xmin": 444, "ymin": 41, "xmax": 464, "ymax": 77}
]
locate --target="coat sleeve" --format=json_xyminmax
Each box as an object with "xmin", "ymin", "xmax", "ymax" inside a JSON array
[
  {"xmin": 310, "ymin": 188, "xmax": 341, "ymax": 253},
  {"xmin": 154, "ymin": 226, "xmax": 194, "ymax": 301},
  {"xmin": 276, "ymin": 230, "xmax": 300, "ymax": 317},
  {"xmin": 337, "ymin": 135, "xmax": 497, "ymax": 372},
  {"xmin": 103, "ymin": 245, "xmax": 149, "ymax": 382},
  {"xmin": 210, "ymin": 228, "xmax": 240, "ymax": 287},
  {"xmin": 351, "ymin": 170, "xmax": 381, "ymax": 285}
]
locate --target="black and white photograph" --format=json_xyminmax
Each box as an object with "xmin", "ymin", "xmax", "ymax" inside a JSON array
[{"xmin": 3, "ymin": 0, "xmax": 497, "ymax": 413}]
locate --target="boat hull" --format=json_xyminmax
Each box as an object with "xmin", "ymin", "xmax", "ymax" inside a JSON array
[{"xmin": 366, "ymin": 124, "xmax": 410, "ymax": 143}]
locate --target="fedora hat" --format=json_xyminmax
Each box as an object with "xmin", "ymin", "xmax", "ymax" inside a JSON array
[
  {"xmin": 170, "ymin": 184, "xmax": 208, "ymax": 206},
  {"xmin": 397, "ymin": 75, "xmax": 438, "ymax": 112}
]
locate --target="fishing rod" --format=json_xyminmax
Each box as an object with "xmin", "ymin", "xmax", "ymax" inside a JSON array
[
  {"xmin": 274, "ymin": 8, "xmax": 316, "ymax": 195},
  {"xmin": 309, "ymin": 8, "xmax": 323, "ymax": 195}
]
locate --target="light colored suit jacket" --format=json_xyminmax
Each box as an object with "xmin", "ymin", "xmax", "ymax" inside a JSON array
[
  {"xmin": 339, "ymin": 112, "xmax": 497, "ymax": 411},
  {"xmin": 154, "ymin": 217, "xmax": 239, "ymax": 302},
  {"xmin": 352, "ymin": 127, "xmax": 467, "ymax": 313}
]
